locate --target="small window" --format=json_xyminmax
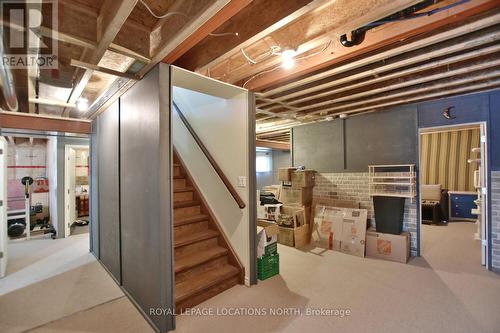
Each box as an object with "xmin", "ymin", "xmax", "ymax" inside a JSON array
[{"xmin": 256, "ymin": 150, "xmax": 272, "ymax": 173}]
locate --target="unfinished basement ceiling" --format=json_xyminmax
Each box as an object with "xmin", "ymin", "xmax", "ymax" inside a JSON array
[{"xmin": 1, "ymin": 0, "xmax": 499, "ymax": 144}]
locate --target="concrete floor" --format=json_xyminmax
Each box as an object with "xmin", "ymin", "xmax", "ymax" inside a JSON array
[{"xmin": 1, "ymin": 222, "xmax": 499, "ymax": 333}]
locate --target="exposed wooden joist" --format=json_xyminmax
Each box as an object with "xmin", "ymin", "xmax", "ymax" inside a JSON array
[
  {"xmin": 259, "ymin": 42, "xmax": 500, "ymax": 111},
  {"xmin": 263, "ymin": 50, "xmax": 500, "ymax": 117},
  {"xmin": 197, "ymin": 0, "xmax": 329, "ymax": 73},
  {"xmin": 163, "ymin": 0, "xmax": 254, "ymax": 64},
  {"xmin": 256, "ymin": 139, "xmax": 290, "ymax": 150},
  {"xmin": 29, "ymin": 97, "xmax": 76, "ymax": 108},
  {"xmin": 0, "ymin": 111, "xmax": 91, "ymax": 134},
  {"xmin": 177, "ymin": 0, "xmax": 316, "ymax": 70},
  {"xmin": 305, "ymin": 69, "xmax": 500, "ymax": 116},
  {"xmin": 245, "ymin": 0, "xmax": 500, "ymax": 91},
  {"xmin": 70, "ymin": 59, "xmax": 140, "ymax": 80},
  {"xmin": 64, "ymin": 0, "xmax": 138, "ymax": 115},
  {"xmin": 88, "ymin": 0, "xmax": 248, "ymax": 119},
  {"xmin": 308, "ymin": 78, "xmax": 500, "ymax": 120},
  {"xmin": 260, "ymin": 11, "xmax": 500, "ymax": 99},
  {"xmin": 213, "ymin": 0, "xmax": 422, "ymax": 85}
]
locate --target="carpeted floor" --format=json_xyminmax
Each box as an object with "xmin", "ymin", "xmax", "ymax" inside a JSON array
[{"xmin": 1, "ymin": 222, "xmax": 499, "ymax": 333}]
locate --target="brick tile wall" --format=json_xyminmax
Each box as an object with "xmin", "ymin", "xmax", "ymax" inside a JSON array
[
  {"xmin": 314, "ymin": 172, "xmax": 418, "ymax": 256},
  {"xmin": 492, "ymin": 171, "xmax": 500, "ymax": 271}
]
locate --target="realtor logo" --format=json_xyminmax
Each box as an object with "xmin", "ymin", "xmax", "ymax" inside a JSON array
[{"xmin": 1, "ymin": 0, "xmax": 58, "ymax": 69}]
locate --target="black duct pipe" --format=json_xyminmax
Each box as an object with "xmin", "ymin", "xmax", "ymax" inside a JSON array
[
  {"xmin": 340, "ymin": 30, "xmax": 366, "ymax": 47},
  {"xmin": 339, "ymin": 0, "xmax": 469, "ymax": 48}
]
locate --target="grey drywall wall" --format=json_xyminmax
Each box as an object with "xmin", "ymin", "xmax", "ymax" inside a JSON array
[
  {"xmin": 345, "ymin": 105, "xmax": 417, "ymax": 170},
  {"xmin": 97, "ymin": 101, "xmax": 120, "ymax": 281},
  {"xmin": 120, "ymin": 64, "xmax": 174, "ymax": 332},
  {"xmin": 292, "ymin": 107, "xmax": 418, "ymax": 172},
  {"xmin": 273, "ymin": 150, "xmax": 291, "ymax": 183},
  {"xmin": 90, "ymin": 121, "xmax": 98, "ymax": 257},
  {"xmin": 292, "ymin": 119, "xmax": 343, "ymax": 172}
]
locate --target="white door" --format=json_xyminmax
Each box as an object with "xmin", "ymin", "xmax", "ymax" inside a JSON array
[
  {"xmin": 480, "ymin": 124, "xmax": 488, "ymax": 266},
  {"xmin": 64, "ymin": 147, "xmax": 76, "ymax": 238},
  {"xmin": 0, "ymin": 137, "xmax": 8, "ymax": 277}
]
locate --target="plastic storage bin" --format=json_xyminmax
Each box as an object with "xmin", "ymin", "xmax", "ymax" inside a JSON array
[{"xmin": 373, "ymin": 196, "xmax": 405, "ymax": 235}]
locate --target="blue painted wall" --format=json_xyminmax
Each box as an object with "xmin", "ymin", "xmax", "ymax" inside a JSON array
[{"xmin": 415, "ymin": 89, "xmax": 500, "ymax": 269}]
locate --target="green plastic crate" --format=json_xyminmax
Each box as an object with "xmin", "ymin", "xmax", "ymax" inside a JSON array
[{"xmin": 257, "ymin": 253, "xmax": 279, "ymax": 280}]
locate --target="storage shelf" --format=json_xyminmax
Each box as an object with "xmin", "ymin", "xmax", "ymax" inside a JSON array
[
  {"xmin": 370, "ymin": 193, "xmax": 415, "ymax": 198},
  {"xmin": 370, "ymin": 182, "xmax": 413, "ymax": 186},
  {"xmin": 368, "ymin": 164, "xmax": 416, "ymax": 200}
]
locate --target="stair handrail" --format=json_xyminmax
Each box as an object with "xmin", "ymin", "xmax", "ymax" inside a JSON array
[{"xmin": 173, "ymin": 101, "xmax": 246, "ymax": 209}]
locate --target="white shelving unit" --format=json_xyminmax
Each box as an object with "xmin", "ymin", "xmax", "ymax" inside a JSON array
[{"xmin": 368, "ymin": 164, "xmax": 416, "ymax": 201}]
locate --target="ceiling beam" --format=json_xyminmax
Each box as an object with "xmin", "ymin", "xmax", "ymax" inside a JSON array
[
  {"xmin": 260, "ymin": 11, "xmax": 500, "ymax": 99},
  {"xmin": 162, "ymin": 0, "xmax": 253, "ymax": 64},
  {"xmin": 306, "ymin": 69, "xmax": 500, "ymax": 116},
  {"xmin": 88, "ymin": 0, "xmax": 249, "ymax": 119},
  {"xmin": 258, "ymin": 42, "xmax": 500, "ymax": 111},
  {"xmin": 256, "ymin": 139, "xmax": 290, "ymax": 151},
  {"xmin": 70, "ymin": 59, "xmax": 140, "ymax": 80},
  {"xmin": 64, "ymin": 0, "xmax": 138, "ymax": 115},
  {"xmin": 0, "ymin": 111, "xmax": 91, "ymax": 134},
  {"xmin": 245, "ymin": 0, "xmax": 500, "ymax": 91},
  {"xmin": 211, "ymin": 0, "xmax": 422, "ymax": 85},
  {"xmin": 29, "ymin": 97, "xmax": 76, "ymax": 108},
  {"xmin": 196, "ymin": 0, "xmax": 329, "ymax": 73}
]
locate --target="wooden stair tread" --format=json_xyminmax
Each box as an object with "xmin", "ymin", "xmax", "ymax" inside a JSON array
[
  {"xmin": 173, "ymin": 200, "xmax": 200, "ymax": 209},
  {"xmin": 174, "ymin": 214, "xmax": 209, "ymax": 227},
  {"xmin": 173, "ymin": 187, "xmax": 194, "ymax": 193},
  {"xmin": 175, "ymin": 265, "xmax": 239, "ymax": 303},
  {"xmin": 174, "ymin": 229, "xmax": 219, "ymax": 248},
  {"xmin": 173, "ymin": 175, "xmax": 185, "ymax": 179},
  {"xmin": 173, "ymin": 163, "xmax": 181, "ymax": 167},
  {"xmin": 175, "ymin": 246, "xmax": 228, "ymax": 273}
]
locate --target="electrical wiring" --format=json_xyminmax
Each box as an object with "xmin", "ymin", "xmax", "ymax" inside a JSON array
[
  {"xmin": 140, "ymin": 0, "xmax": 239, "ymax": 37},
  {"xmin": 242, "ymin": 65, "xmax": 281, "ymax": 88},
  {"xmin": 240, "ymin": 48, "xmax": 257, "ymax": 64},
  {"xmin": 241, "ymin": 40, "xmax": 331, "ymax": 88},
  {"xmin": 139, "ymin": 0, "xmax": 189, "ymax": 20}
]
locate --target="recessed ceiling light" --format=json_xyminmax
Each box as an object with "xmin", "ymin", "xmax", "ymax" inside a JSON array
[{"xmin": 76, "ymin": 98, "xmax": 88, "ymax": 111}]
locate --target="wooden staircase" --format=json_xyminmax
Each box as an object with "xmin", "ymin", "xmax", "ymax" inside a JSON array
[{"xmin": 173, "ymin": 151, "xmax": 243, "ymax": 311}]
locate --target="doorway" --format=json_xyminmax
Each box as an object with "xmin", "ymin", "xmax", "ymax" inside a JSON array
[
  {"xmin": 419, "ymin": 123, "xmax": 488, "ymax": 270},
  {"xmin": 64, "ymin": 145, "xmax": 90, "ymax": 238}
]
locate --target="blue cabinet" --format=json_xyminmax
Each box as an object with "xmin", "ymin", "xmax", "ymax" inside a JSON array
[{"xmin": 449, "ymin": 191, "xmax": 477, "ymax": 220}]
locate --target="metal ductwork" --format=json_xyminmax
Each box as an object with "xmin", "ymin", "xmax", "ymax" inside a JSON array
[{"xmin": 0, "ymin": 37, "xmax": 19, "ymax": 111}]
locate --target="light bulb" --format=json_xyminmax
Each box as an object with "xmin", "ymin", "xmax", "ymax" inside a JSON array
[
  {"xmin": 76, "ymin": 98, "xmax": 88, "ymax": 111},
  {"xmin": 281, "ymin": 49, "xmax": 297, "ymax": 69}
]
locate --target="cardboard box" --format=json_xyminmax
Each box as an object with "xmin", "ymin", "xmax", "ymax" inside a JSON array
[
  {"xmin": 312, "ymin": 198, "xmax": 360, "ymax": 210},
  {"xmin": 280, "ymin": 186, "xmax": 313, "ymax": 205},
  {"xmin": 291, "ymin": 170, "xmax": 316, "ymax": 188},
  {"xmin": 277, "ymin": 205, "xmax": 307, "ymax": 228},
  {"xmin": 278, "ymin": 168, "xmax": 296, "ymax": 181},
  {"xmin": 366, "ymin": 229, "xmax": 410, "ymax": 263},
  {"xmin": 339, "ymin": 209, "xmax": 368, "ymax": 258},
  {"xmin": 263, "ymin": 204, "xmax": 282, "ymax": 221},
  {"xmin": 312, "ymin": 206, "xmax": 368, "ymax": 257},
  {"xmin": 257, "ymin": 220, "xmax": 279, "ymax": 258},
  {"xmin": 278, "ymin": 224, "xmax": 309, "ymax": 248}
]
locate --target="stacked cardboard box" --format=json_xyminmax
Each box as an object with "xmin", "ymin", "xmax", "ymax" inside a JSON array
[{"xmin": 277, "ymin": 168, "xmax": 316, "ymax": 248}]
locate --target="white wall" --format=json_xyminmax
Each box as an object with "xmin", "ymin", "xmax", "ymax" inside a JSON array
[
  {"xmin": 46, "ymin": 137, "xmax": 58, "ymax": 234},
  {"xmin": 172, "ymin": 68, "xmax": 252, "ymax": 284}
]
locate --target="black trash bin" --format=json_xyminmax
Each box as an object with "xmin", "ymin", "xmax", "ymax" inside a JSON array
[{"xmin": 373, "ymin": 196, "xmax": 405, "ymax": 235}]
